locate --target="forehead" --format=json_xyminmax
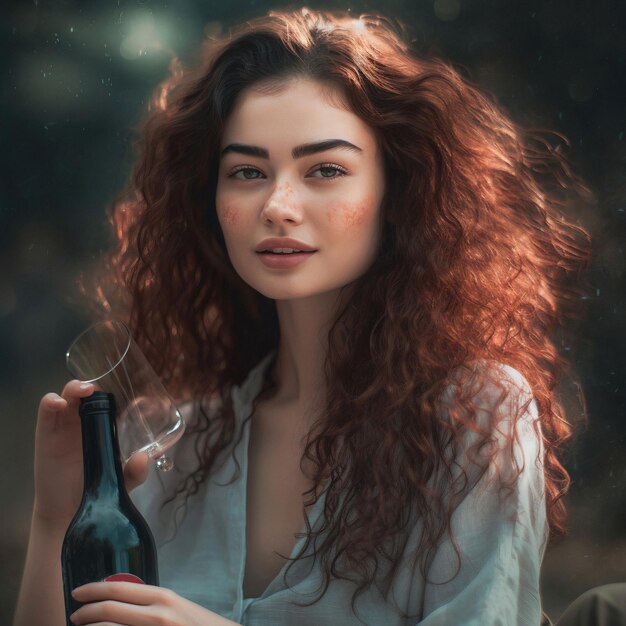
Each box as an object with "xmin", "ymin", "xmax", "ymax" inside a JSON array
[{"xmin": 221, "ymin": 78, "xmax": 378, "ymax": 151}]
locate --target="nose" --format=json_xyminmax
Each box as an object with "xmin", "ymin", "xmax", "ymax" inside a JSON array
[{"xmin": 260, "ymin": 182, "xmax": 303, "ymax": 226}]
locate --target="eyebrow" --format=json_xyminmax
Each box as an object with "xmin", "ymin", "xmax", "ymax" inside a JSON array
[{"xmin": 220, "ymin": 139, "xmax": 363, "ymax": 160}]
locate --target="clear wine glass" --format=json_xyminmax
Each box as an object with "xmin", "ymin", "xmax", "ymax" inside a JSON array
[{"xmin": 66, "ymin": 319, "xmax": 185, "ymax": 471}]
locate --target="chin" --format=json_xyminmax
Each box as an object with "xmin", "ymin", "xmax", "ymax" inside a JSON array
[
  {"xmin": 256, "ymin": 287, "xmax": 316, "ymax": 301},
  {"xmin": 237, "ymin": 269, "xmax": 349, "ymax": 302},
  {"xmin": 261, "ymin": 283, "xmax": 351, "ymax": 304},
  {"xmin": 245, "ymin": 278, "xmax": 322, "ymax": 301}
]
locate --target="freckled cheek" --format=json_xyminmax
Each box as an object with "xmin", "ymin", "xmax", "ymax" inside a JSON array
[
  {"xmin": 325, "ymin": 201, "xmax": 378, "ymax": 230},
  {"xmin": 342, "ymin": 205, "xmax": 368, "ymax": 228},
  {"xmin": 217, "ymin": 204, "xmax": 240, "ymax": 227}
]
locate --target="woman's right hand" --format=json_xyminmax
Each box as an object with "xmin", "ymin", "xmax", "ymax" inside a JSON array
[{"xmin": 33, "ymin": 380, "xmax": 149, "ymax": 528}]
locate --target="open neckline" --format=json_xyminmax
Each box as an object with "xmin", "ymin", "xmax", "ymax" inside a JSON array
[
  {"xmin": 233, "ymin": 352, "xmax": 327, "ymax": 602},
  {"xmin": 240, "ymin": 412, "xmax": 325, "ymax": 602}
]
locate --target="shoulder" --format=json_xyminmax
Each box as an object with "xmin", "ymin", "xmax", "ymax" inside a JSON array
[
  {"xmin": 435, "ymin": 359, "xmax": 543, "ymax": 487},
  {"xmin": 439, "ymin": 359, "xmax": 535, "ymax": 411},
  {"xmin": 436, "ymin": 359, "xmax": 538, "ymax": 436}
]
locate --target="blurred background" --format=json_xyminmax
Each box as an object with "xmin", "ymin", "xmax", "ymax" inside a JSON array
[{"xmin": 2, "ymin": 0, "xmax": 624, "ymax": 623}]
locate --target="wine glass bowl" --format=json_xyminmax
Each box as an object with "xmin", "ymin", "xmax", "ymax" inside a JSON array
[
  {"xmin": 116, "ymin": 395, "xmax": 181, "ymax": 471},
  {"xmin": 66, "ymin": 320, "xmax": 185, "ymax": 471}
]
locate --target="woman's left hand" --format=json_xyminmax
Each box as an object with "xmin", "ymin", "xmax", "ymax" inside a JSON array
[{"xmin": 70, "ymin": 582, "xmax": 239, "ymax": 626}]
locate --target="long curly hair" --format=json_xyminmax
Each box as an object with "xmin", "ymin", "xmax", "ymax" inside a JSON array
[{"xmin": 86, "ymin": 7, "xmax": 593, "ymax": 617}]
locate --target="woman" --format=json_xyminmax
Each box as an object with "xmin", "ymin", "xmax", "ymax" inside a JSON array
[{"xmin": 14, "ymin": 8, "xmax": 592, "ymax": 626}]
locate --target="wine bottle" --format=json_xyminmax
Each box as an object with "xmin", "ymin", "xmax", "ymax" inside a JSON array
[{"xmin": 61, "ymin": 391, "xmax": 158, "ymax": 624}]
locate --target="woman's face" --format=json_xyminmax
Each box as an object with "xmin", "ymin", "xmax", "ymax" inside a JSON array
[{"xmin": 215, "ymin": 78, "xmax": 386, "ymax": 301}]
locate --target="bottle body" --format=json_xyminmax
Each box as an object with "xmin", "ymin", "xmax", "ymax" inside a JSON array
[{"xmin": 61, "ymin": 392, "xmax": 158, "ymax": 624}]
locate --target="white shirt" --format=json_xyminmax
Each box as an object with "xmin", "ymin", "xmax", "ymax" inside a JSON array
[{"xmin": 131, "ymin": 353, "xmax": 548, "ymax": 625}]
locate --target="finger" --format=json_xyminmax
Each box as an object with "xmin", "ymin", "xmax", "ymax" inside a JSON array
[
  {"xmin": 60, "ymin": 379, "xmax": 96, "ymax": 414},
  {"xmin": 69, "ymin": 599, "xmax": 158, "ymax": 626},
  {"xmin": 61, "ymin": 379, "xmax": 95, "ymax": 400},
  {"xmin": 72, "ymin": 581, "xmax": 163, "ymax": 605},
  {"xmin": 38, "ymin": 393, "xmax": 68, "ymax": 420},
  {"xmin": 124, "ymin": 452, "xmax": 149, "ymax": 491}
]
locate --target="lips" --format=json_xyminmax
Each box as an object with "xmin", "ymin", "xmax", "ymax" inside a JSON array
[
  {"xmin": 256, "ymin": 250, "xmax": 316, "ymax": 269},
  {"xmin": 255, "ymin": 237, "xmax": 317, "ymax": 253},
  {"xmin": 257, "ymin": 249, "xmax": 304, "ymax": 255}
]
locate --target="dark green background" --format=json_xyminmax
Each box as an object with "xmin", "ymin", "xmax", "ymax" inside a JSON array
[{"xmin": 2, "ymin": 0, "xmax": 625, "ymax": 622}]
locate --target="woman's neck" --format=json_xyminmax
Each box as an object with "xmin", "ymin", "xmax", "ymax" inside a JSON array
[{"xmin": 270, "ymin": 289, "xmax": 344, "ymax": 421}]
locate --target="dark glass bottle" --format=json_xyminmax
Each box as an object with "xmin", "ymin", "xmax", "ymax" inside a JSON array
[{"xmin": 61, "ymin": 391, "xmax": 158, "ymax": 624}]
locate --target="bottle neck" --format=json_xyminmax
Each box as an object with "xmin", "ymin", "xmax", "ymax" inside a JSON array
[{"xmin": 80, "ymin": 410, "xmax": 126, "ymax": 498}]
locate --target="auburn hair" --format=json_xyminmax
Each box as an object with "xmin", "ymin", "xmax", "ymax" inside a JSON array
[{"xmin": 86, "ymin": 8, "xmax": 593, "ymax": 618}]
